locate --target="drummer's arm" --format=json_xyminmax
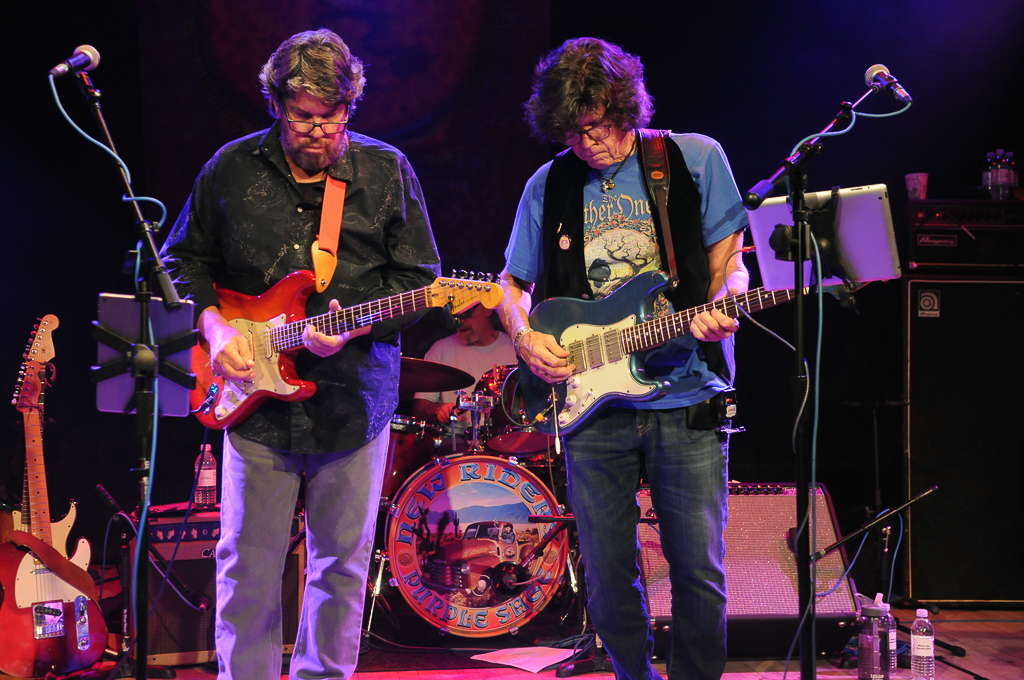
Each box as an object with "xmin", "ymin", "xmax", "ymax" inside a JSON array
[{"xmin": 412, "ymin": 397, "xmax": 458, "ymax": 427}]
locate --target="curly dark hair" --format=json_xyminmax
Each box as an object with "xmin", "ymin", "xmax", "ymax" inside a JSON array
[
  {"xmin": 259, "ymin": 29, "xmax": 366, "ymax": 118},
  {"xmin": 524, "ymin": 37, "xmax": 654, "ymax": 143}
]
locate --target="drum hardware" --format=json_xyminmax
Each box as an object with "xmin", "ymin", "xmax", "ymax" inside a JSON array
[
  {"xmin": 454, "ymin": 388, "xmax": 495, "ymax": 453},
  {"xmin": 364, "ymin": 548, "xmax": 400, "ymax": 635},
  {"xmin": 476, "ymin": 364, "xmax": 557, "ymax": 455}
]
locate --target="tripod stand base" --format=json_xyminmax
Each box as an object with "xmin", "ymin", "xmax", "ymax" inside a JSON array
[
  {"xmin": 75, "ymin": 657, "xmax": 177, "ymax": 679},
  {"xmin": 556, "ymin": 647, "xmax": 615, "ymax": 677}
]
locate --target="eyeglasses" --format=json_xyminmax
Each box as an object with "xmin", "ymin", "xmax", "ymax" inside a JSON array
[
  {"xmin": 564, "ymin": 122, "xmax": 614, "ymax": 146},
  {"xmin": 284, "ymin": 113, "xmax": 349, "ymax": 135}
]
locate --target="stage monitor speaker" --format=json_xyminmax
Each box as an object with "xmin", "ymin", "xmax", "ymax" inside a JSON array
[
  {"xmin": 638, "ymin": 483, "xmax": 857, "ymax": 658},
  {"xmin": 132, "ymin": 507, "xmax": 305, "ymax": 665},
  {"xmin": 904, "ymin": 277, "xmax": 1024, "ymax": 605}
]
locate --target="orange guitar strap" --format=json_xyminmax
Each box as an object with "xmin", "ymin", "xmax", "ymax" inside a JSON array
[{"xmin": 312, "ymin": 176, "xmax": 346, "ymax": 293}]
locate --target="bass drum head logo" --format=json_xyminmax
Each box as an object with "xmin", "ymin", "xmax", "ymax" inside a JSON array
[
  {"xmin": 918, "ymin": 290, "xmax": 940, "ymax": 318},
  {"xmin": 386, "ymin": 455, "xmax": 566, "ymax": 637}
]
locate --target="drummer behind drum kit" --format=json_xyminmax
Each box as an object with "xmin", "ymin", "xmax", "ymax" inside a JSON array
[{"xmin": 370, "ymin": 357, "xmax": 569, "ymax": 638}]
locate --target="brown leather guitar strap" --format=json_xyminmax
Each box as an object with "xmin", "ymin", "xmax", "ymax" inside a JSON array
[
  {"xmin": 6, "ymin": 530, "xmax": 100, "ymax": 601},
  {"xmin": 638, "ymin": 129, "xmax": 676, "ymax": 279},
  {"xmin": 312, "ymin": 176, "xmax": 346, "ymax": 293}
]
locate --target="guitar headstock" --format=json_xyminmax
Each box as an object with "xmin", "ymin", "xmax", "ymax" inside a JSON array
[
  {"xmin": 429, "ymin": 271, "xmax": 504, "ymax": 314},
  {"xmin": 12, "ymin": 314, "xmax": 59, "ymax": 414}
]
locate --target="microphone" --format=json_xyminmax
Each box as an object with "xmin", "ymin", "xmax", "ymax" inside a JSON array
[
  {"xmin": 864, "ymin": 64, "xmax": 912, "ymax": 103},
  {"xmin": 49, "ymin": 44, "xmax": 101, "ymax": 77}
]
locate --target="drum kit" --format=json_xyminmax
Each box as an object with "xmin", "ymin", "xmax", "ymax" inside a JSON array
[{"xmin": 369, "ymin": 357, "xmax": 572, "ymax": 638}]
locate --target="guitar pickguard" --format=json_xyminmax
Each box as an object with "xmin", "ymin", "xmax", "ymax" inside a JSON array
[
  {"xmin": 554, "ymin": 316, "xmax": 663, "ymax": 431},
  {"xmin": 207, "ymin": 314, "xmax": 297, "ymax": 424}
]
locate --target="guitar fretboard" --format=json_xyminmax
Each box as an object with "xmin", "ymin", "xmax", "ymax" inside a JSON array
[
  {"xmin": 23, "ymin": 404, "xmax": 53, "ymax": 547},
  {"xmin": 566, "ymin": 287, "xmax": 799, "ymax": 370},
  {"xmin": 265, "ymin": 281, "xmax": 495, "ymax": 353}
]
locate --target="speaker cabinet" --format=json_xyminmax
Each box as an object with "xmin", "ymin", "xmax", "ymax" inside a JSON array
[
  {"xmin": 638, "ymin": 483, "xmax": 857, "ymax": 658},
  {"xmin": 904, "ymin": 277, "xmax": 1024, "ymax": 604},
  {"xmin": 133, "ymin": 508, "xmax": 305, "ymax": 665}
]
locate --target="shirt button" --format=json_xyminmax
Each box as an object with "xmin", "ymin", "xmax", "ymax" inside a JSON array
[
  {"xmin": 294, "ymin": 244, "xmax": 300, "ymax": 250},
  {"xmin": 297, "ymin": 207, "xmax": 303, "ymax": 213}
]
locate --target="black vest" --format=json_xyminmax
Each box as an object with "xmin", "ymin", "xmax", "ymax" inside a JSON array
[{"xmin": 540, "ymin": 129, "xmax": 727, "ymax": 379}]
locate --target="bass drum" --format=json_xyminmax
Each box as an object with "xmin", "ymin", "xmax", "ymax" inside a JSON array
[
  {"xmin": 386, "ymin": 455, "xmax": 566, "ymax": 637},
  {"xmin": 382, "ymin": 417, "xmax": 441, "ymax": 502},
  {"xmin": 478, "ymin": 364, "xmax": 555, "ymax": 455}
]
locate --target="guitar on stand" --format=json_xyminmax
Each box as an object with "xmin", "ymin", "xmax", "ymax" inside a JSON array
[{"xmin": 0, "ymin": 315, "xmax": 108, "ymax": 678}]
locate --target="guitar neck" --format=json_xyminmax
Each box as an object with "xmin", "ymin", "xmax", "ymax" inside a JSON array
[
  {"xmin": 270, "ymin": 286, "xmax": 437, "ymax": 353},
  {"xmin": 621, "ymin": 287, "xmax": 798, "ymax": 354},
  {"xmin": 23, "ymin": 409, "xmax": 53, "ymax": 547}
]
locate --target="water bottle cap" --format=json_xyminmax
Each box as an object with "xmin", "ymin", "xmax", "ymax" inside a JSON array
[
  {"xmin": 862, "ymin": 604, "xmax": 885, "ymax": 617},
  {"xmin": 916, "ymin": 608, "xmax": 929, "ymax": 618}
]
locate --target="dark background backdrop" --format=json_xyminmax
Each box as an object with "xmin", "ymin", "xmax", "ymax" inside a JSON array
[{"xmin": 2, "ymin": 0, "xmax": 1022, "ymax": 602}]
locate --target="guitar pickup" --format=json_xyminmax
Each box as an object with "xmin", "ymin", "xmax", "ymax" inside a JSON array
[{"xmin": 33, "ymin": 600, "xmax": 65, "ymax": 640}]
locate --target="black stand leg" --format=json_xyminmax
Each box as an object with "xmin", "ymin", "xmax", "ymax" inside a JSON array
[{"xmin": 556, "ymin": 636, "xmax": 616, "ymax": 677}]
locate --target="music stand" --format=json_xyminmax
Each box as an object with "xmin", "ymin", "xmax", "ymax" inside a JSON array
[{"xmin": 93, "ymin": 293, "xmax": 196, "ymax": 416}]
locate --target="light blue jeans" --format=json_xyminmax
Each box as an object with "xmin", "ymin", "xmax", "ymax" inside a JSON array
[
  {"xmin": 215, "ymin": 427, "xmax": 388, "ymax": 680},
  {"xmin": 565, "ymin": 407, "xmax": 729, "ymax": 680}
]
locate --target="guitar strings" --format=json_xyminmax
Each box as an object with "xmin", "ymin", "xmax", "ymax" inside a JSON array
[{"xmin": 249, "ymin": 288, "xmax": 433, "ymax": 356}]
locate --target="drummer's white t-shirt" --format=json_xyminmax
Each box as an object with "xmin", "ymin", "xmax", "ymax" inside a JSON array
[
  {"xmin": 414, "ymin": 332, "xmax": 516, "ymax": 406},
  {"xmin": 414, "ymin": 332, "xmax": 516, "ymax": 438}
]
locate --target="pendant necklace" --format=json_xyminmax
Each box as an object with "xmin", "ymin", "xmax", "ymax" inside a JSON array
[{"xmin": 599, "ymin": 134, "xmax": 637, "ymax": 193}]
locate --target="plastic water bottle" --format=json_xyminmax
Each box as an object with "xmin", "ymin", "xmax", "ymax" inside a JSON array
[
  {"xmin": 910, "ymin": 608, "xmax": 935, "ymax": 679},
  {"xmin": 194, "ymin": 443, "xmax": 218, "ymax": 509},
  {"xmin": 1007, "ymin": 151, "xmax": 1018, "ymax": 195},
  {"xmin": 982, "ymin": 151, "xmax": 996, "ymax": 197},
  {"xmin": 994, "ymin": 149, "xmax": 1010, "ymax": 200},
  {"xmin": 858, "ymin": 601, "xmax": 889, "ymax": 680},
  {"xmin": 879, "ymin": 602, "xmax": 897, "ymax": 672}
]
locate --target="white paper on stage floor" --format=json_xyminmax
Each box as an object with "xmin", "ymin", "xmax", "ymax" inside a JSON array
[{"xmin": 471, "ymin": 646, "xmax": 575, "ymax": 673}]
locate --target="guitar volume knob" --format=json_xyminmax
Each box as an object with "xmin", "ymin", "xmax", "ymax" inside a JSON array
[
  {"xmin": 568, "ymin": 375, "xmax": 581, "ymax": 389},
  {"xmin": 563, "ymin": 394, "xmax": 577, "ymax": 407},
  {"xmin": 557, "ymin": 412, "xmax": 571, "ymax": 427}
]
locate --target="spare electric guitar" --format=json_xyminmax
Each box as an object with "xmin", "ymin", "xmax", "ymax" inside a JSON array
[
  {"xmin": 516, "ymin": 271, "xmax": 832, "ymax": 436},
  {"xmin": 0, "ymin": 315, "xmax": 108, "ymax": 678},
  {"xmin": 192, "ymin": 271, "xmax": 504, "ymax": 429}
]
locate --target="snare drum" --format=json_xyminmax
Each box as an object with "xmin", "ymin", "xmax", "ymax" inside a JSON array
[
  {"xmin": 386, "ymin": 454, "xmax": 567, "ymax": 637},
  {"xmin": 383, "ymin": 417, "xmax": 441, "ymax": 502},
  {"xmin": 478, "ymin": 364, "xmax": 554, "ymax": 455}
]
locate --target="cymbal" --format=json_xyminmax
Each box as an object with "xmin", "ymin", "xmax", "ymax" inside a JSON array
[{"xmin": 399, "ymin": 357, "xmax": 475, "ymax": 396}]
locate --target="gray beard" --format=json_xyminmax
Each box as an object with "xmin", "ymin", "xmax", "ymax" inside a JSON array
[{"xmin": 282, "ymin": 133, "xmax": 347, "ymax": 175}]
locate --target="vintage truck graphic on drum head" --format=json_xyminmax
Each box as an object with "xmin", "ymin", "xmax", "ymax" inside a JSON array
[{"xmin": 386, "ymin": 455, "xmax": 567, "ymax": 637}]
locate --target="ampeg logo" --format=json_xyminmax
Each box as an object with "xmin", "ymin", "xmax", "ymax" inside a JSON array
[
  {"xmin": 917, "ymin": 234, "xmax": 957, "ymax": 247},
  {"xmin": 918, "ymin": 290, "xmax": 940, "ymax": 317}
]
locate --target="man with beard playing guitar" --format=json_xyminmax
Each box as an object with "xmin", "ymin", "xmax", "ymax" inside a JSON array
[{"xmin": 160, "ymin": 29, "xmax": 440, "ymax": 680}]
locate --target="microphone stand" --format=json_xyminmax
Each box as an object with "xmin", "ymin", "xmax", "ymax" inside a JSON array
[
  {"xmin": 73, "ymin": 69, "xmax": 194, "ymax": 680},
  {"xmin": 744, "ymin": 84, "xmax": 884, "ymax": 680}
]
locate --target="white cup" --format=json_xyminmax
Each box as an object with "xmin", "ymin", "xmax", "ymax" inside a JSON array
[{"xmin": 905, "ymin": 173, "xmax": 928, "ymax": 200}]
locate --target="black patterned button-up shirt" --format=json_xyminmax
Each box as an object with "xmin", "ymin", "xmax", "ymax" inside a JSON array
[{"xmin": 160, "ymin": 120, "xmax": 441, "ymax": 453}]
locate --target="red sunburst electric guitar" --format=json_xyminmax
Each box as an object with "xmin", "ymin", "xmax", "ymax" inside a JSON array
[
  {"xmin": 190, "ymin": 271, "xmax": 504, "ymax": 429},
  {"xmin": 0, "ymin": 315, "xmax": 108, "ymax": 678}
]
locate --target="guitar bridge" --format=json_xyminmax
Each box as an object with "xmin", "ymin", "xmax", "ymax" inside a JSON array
[{"xmin": 33, "ymin": 600, "xmax": 65, "ymax": 640}]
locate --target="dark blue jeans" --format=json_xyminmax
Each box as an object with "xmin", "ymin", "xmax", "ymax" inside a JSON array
[{"xmin": 565, "ymin": 407, "xmax": 729, "ymax": 680}]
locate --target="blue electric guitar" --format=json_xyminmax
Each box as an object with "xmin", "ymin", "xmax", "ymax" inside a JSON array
[{"xmin": 515, "ymin": 271, "xmax": 810, "ymax": 436}]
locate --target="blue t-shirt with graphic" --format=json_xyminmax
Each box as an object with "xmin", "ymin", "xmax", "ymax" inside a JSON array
[{"xmin": 504, "ymin": 132, "xmax": 748, "ymax": 409}]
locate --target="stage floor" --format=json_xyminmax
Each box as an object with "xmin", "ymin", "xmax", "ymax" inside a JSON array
[{"xmin": 78, "ymin": 606, "xmax": 1021, "ymax": 680}]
